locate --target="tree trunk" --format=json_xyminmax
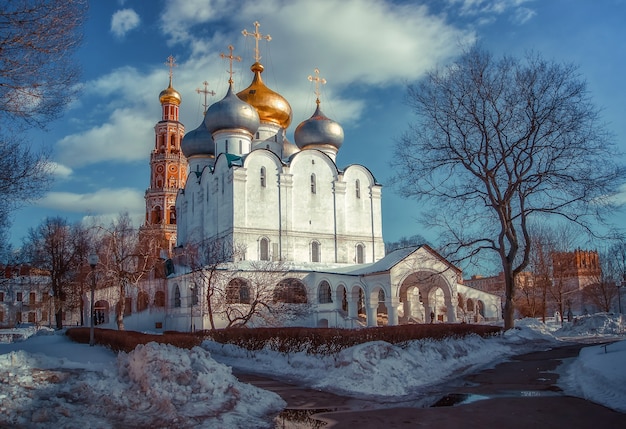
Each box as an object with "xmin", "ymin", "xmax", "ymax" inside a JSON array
[
  {"xmin": 503, "ymin": 265, "xmax": 516, "ymax": 330},
  {"xmin": 55, "ymin": 308, "xmax": 63, "ymax": 330},
  {"xmin": 117, "ymin": 283, "xmax": 126, "ymax": 330}
]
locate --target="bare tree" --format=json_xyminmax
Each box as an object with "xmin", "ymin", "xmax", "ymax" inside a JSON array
[
  {"xmin": 0, "ymin": 137, "xmax": 53, "ymax": 260},
  {"xmin": 0, "ymin": 0, "xmax": 86, "ymax": 257},
  {"xmin": 97, "ymin": 213, "xmax": 156, "ymax": 330},
  {"xmin": 393, "ymin": 46, "xmax": 625, "ymax": 329},
  {"xmin": 0, "ymin": 0, "xmax": 86, "ymax": 129},
  {"xmin": 22, "ymin": 217, "xmax": 82, "ymax": 328}
]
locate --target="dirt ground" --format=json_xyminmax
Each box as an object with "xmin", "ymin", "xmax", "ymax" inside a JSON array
[{"xmin": 235, "ymin": 341, "xmax": 626, "ymax": 429}]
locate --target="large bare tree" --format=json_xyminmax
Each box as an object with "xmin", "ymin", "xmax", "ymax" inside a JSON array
[
  {"xmin": 97, "ymin": 213, "xmax": 156, "ymax": 330},
  {"xmin": 393, "ymin": 46, "xmax": 625, "ymax": 329},
  {"xmin": 0, "ymin": 0, "xmax": 86, "ymax": 259}
]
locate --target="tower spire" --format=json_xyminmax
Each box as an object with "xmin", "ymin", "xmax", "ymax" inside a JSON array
[
  {"xmin": 195, "ymin": 81, "xmax": 215, "ymax": 115},
  {"xmin": 220, "ymin": 44, "xmax": 241, "ymax": 84},
  {"xmin": 308, "ymin": 68, "xmax": 326, "ymax": 105},
  {"xmin": 242, "ymin": 21, "xmax": 271, "ymax": 63}
]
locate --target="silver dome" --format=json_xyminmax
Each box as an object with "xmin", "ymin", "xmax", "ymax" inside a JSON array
[
  {"xmin": 294, "ymin": 105, "xmax": 344, "ymax": 150},
  {"xmin": 181, "ymin": 120, "xmax": 214, "ymax": 158},
  {"xmin": 204, "ymin": 84, "xmax": 260, "ymax": 135}
]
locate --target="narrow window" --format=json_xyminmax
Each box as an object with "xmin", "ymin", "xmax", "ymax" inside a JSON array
[
  {"xmin": 29, "ymin": 292, "xmax": 36, "ymax": 304},
  {"xmin": 311, "ymin": 241, "xmax": 320, "ymax": 262},
  {"xmin": 310, "ymin": 174, "xmax": 316, "ymax": 194},
  {"xmin": 260, "ymin": 237, "xmax": 269, "ymax": 261},
  {"xmin": 260, "ymin": 167, "xmax": 266, "ymax": 188},
  {"xmin": 174, "ymin": 285, "xmax": 181, "ymax": 308},
  {"xmin": 356, "ymin": 244, "xmax": 364, "ymax": 264},
  {"xmin": 17, "ymin": 292, "xmax": 22, "ymax": 302},
  {"xmin": 225, "ymin": 139, "xmax": 229, "ymax": 153},
  {"xmin": 355, "ymin": 179, "xmax": 361, "ymax": 199},
  {"xmin": 239, "ymin": 140, "xmax": 242, "ymax": 152}
]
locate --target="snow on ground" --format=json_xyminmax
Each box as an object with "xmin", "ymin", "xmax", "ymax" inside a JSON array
[{"xmin": 1, "ymin": 313, "xmax": 624, "ymax": 427}]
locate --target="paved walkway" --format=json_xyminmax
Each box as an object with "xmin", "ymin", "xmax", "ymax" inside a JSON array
[{"xmin": 235, "ymin": 341, "xmax": 626, "ymax": 428}]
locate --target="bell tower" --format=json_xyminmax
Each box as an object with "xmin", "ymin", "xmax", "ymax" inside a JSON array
[{"xmin": 141, "ymin": 55, "xmax": 187, "ymax": 257}]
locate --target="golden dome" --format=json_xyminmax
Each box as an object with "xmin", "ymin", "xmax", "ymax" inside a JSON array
[
  {"xmin": 237, "ymin": 62, "xmax": 292, "ymax": 129},
  {"xmin": 159, "ymin": 77, "xmax": 182, "ymax": 105}
]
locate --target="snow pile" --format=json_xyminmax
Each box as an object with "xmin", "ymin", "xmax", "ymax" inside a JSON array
[
  {"xmin": 556, "ymin": 313, "xmax": 624, "ymax": 337},
  {"xmin": 560, "ymin": 339, "xmax": 626, "ymax": 413},
  {"xmin": 204, "ymin": 333, "xmax": 519, "ymax": 398},
  {"xmin": 0, "ymin": 336, "xmax": 284, "ymax": 428}
]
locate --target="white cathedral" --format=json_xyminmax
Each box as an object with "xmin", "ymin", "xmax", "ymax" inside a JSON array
[{"xmin": 144, "ymin": 24, "xmax": 500, "ymax": 331}]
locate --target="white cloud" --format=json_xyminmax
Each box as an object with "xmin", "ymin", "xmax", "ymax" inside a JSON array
[
  {"xmin": 49, "ymin": 162, "xmax": 73, "ymax": 179},
  {"xmin": 35, "ymin": 188, "xmax": 144, "ymax": 216},
  {"xmin": 111, "ymin": 8, "xmax": 141, "ymax": 38},
  {"xmin": 56, "ymin": 108, "xmax": 154, "ymax": 167}
]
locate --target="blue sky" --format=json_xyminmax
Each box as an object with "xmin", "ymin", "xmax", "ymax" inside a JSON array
[{"xmin": 11, "ymin": 0, "xmax": 626, "ymax": 253}]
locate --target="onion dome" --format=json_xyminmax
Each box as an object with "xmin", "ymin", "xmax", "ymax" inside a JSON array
[
  {"xmin": 181, "ymin": 120, "xmax": 214, "ymax": 158},
  {"xmin": 159, "ymin": 77, "xmax": 181, "ymax": 105},
  {"xmin": 204, "ymin": 84, "xmax": 260, "ymax": 135},
  {"xmin": 237, "ymin": 62, "xmax": 292, "ymax": 129},
  {"xmin": 294, "ymin": 103, "xmax": 344, "ymax": 150}
]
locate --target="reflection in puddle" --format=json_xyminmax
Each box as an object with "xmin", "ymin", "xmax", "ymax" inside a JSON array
[
  {"xmin": 432, "ymin": 390, "xmax": 561, "ymax": 407},
  {"xmin": 274, "ymin": 408, "xmax": 336, "ymax": 428}
]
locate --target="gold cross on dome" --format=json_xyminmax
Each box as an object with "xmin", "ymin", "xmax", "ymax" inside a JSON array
[
  {"xmin": 196, "ymin": 81, "xmax": 215, "ymax": 115},
  {"xmin": 242, "ymin": 21, "xmax": 271, "ymax": 63},
  {"xmin": 165, "ymin": 55, "xmax": 177, "ymax": 79},
  {"xmin": 308, "ymin": 68, "xmax": 326, "ymax": 104},
  {"xmin": 220, "ymin": 45, "xmax": 241, "ymax": 84}
]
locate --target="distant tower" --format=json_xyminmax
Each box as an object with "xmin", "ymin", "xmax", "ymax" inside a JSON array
[{"xmin": 142, "ymin": 55, "xmax": 187, "ymax": 257}]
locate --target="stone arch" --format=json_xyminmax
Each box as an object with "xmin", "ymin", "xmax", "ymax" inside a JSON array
[
  {"xmin": 346, "ymin": 284, "xmax": 367, "ymax": 325},
  {"xmin": 335, "ymin": 284, "xmax": 348, "ymax": 313},
  {"xmin": 318, "ymin": 280, "xmax": 332, "ymax": 304},
  {"xmin": 274, "ymin": 278, "xmax": 308, "ymax": 304},
  {"xmin": 398, "ymin": 270, "xmax": 456, "ymax": 324},
  {"xmin": 370, "ymin": 286, "xmax": 388, "ymax": 326},
  {"xmin": 226, "ymin": 278, "xmax": 251, "ymax": 304}
]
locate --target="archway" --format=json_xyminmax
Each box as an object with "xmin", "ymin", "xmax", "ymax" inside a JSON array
[
  {"xmin": 398, "ymin": 270, "xmax": 456, "ymax": 324},
  {"xmin": 274, "ymin": 278, "xmax": 308, "ymax": 304},
  {"xmin": 372, "ymin": 287, "xmax": 388, "ymax": 326}
]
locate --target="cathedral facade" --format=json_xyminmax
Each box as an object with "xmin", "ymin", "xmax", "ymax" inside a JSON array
[{"xmin": 145, "ymin": 24, "xmax": 500, "ymax": 331}]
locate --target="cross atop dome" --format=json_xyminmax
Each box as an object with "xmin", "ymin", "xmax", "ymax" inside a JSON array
[
  {"xmin": 165, "ymin": 55, "xmax": 177, "ymax": 80},
  {"xmin": 308, "ymin": 68, "xmax": 327, "ymax": 105},
  {"xmin": 220, "ymin": 44, "xmax": 241, "ymax": 84},
  {"xmin": 242, "ymin": 21, "xmax": 271, "ymax": 63}
]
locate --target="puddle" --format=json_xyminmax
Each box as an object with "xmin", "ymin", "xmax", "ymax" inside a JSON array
[{"xmin": 432, "ymin": 390, "xmax": 561, "ymax": 407}]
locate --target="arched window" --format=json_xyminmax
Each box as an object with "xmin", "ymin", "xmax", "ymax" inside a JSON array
[
  {"xmin": 356, "ymin": 244, "xmax": 364, "ymax": 264},
  {"xmin": 274, "ymin": 278, "xmax": 308, "ymax": 304},
  {"xmin": 355, "ymin": 179, "xmax": 361, "ymax": 199},
  {"xmin": 260, "ymin": 237, "xmax": 269, "ymax": 261},
  {"xmin": 260, "ymin": 167, "xmax": 266, "ymax": 188},
  {"xmin": 174, "ymin": 285, "xmax": 181, "ymax": 308},
  {"xmin": 154, "ymin": 291, "xmax": 165, "ymax": 307},
  {"xmin": 226, "ymin": 278, "xmax": 251, "ymax": 304},
  {"xmin": 137, "ymin": 291, "xmax": 149, "ymax": 312},
  {"xmin": 311, "ymin": 241, "xmax": 320, "ymax": 262},
  {"xmin": 318, "ymin": 281, "xmax": 332, "ymax": 304},
  {"xmin": 310, "ymin": 173, "xmax": 316, "ymax": 194},
  {"xmin": 170, "ymin": 134, "xmax": 176, "ymax": 148},
  {"xmin": 152, "ymin": 207, "xmax": 162, "ymax": 224},
  {"xmin": 169, "ymin": 206, "xmax": 176, "ymax": 224}
]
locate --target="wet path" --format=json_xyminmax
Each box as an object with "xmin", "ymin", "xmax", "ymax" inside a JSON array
[{"xmin": 234, "ymin": 341, "xmax": 626, "ymax": 428}]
